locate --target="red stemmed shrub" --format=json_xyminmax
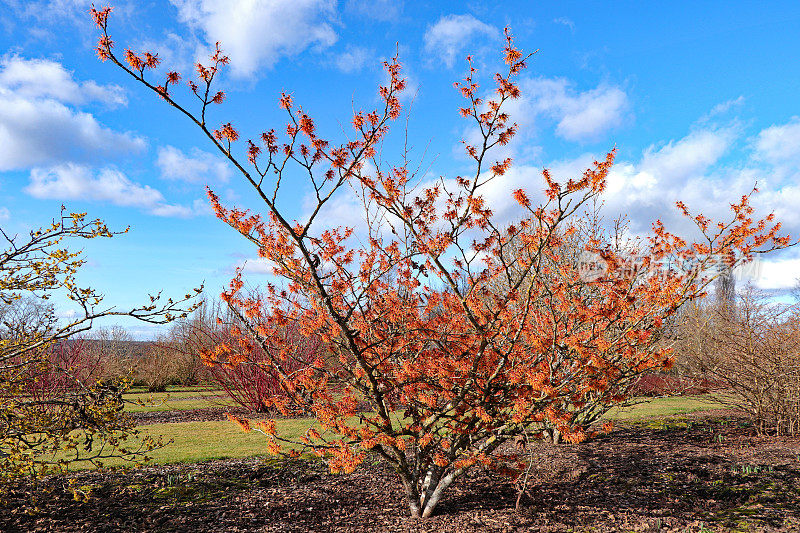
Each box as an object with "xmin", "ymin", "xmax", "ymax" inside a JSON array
[
  {"xmin": 173, "ymin": 297, "xmax": 323, "ymax": 412},
  {"xmin": 21, "ymin": 337, "xmax": 105, "ymax": 406},
  {"xmin": 629, "ymin": 373, "xmax": 719, "ymax": 397}
]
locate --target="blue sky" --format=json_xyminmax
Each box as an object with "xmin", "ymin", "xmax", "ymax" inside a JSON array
[{"xmin": 2, "ymin": 1, "xmax": 800, "ymax": 337}]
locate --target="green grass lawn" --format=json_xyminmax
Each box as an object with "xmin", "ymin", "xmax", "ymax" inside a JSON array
[
  {"xmin": 125, "ymin": 389, "xmax": 225, "ymax": 400},
  {"xmin": 603, "ymin": 395, "xmax": 720, "ymax": 420},
  {"xmin": 82, "ymin": 417, "xmax": 319, "ymax": 469},
  {"xmin": 138, "ymin": 417, "xmax": 317, "ymax": 464},
  {"xmin": 73, "ymin": 394, "xmax": 724, "ymax": 470},
  {"xmin": 123, "ymin": 389, "xmax": 238, "ymax": 412}
]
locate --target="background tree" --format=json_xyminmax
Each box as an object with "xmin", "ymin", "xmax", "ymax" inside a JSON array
[
  {"xmin": 715, "ymin": 268, "xmax": 736, "ymax": 304},
  {"xmin": 166, "ymin": 295, "xmax": 322, "ymax": 412},
  {"xmin": 0, "ymin": 208, "xmax": 201, "ymax": 491},
  {"xmin": 678, "ymin": 286, "xmax": 800, "ymax": 435},
  {"xmin": 715, "ymin": 264, "xmax": 736, "ymax": 315},
  {"xmin": 95, "ymin": 7, "xmax": 793, "ymax": 518}
]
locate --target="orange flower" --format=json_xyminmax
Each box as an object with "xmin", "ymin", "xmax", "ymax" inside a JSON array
[
  {"xmin": 226, "ymin": 413, "xmax": 251, "ymax": 432},
  {"xmin": 124, "ymin": 49, "xmax": 144, "ymax": 71},
  {"xmin": 213, "ymin": 123, "xmax": 239, "ymax": 143},
  {"xmin": 90, "ymin": 6, "xmax": 112, "ymax": 28},
  {"xmin": 265, "ymin": 437, "xmax": 281, "ymax": 455},
  {"xmin": 512, "ymin": 189, "xmax": 530, "ymax": 208}
]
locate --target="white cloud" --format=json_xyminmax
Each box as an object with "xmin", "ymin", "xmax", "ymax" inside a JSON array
[
  {"xmin": 0, "ymin": 56, "xmax": 143, "ymax": 171},
  {"xmin": 345, "ymin": 0, "xmax": 402, "ymax": 21},
  {"xmin": 0, "ymin": 56, "xmax": 127, "ymax": 106},
  {"xmin": 751, "ymin": 182, "xmax": 800, "ymax": 235},
  {"xmin": 468, "ymin": 103, "xmax": 799, "ymax": 270},
  {"xmin": 0, "ymin": 207, "xmax": 9, "ymax": 221},
  {"xmin": 700, "ymin": 95, "xmax": 745, "ymax": 123},
  {"xmin": 423, "ymin": 14, "xmax": 499, "ymax": 68},
  {"xmin": 333, "ymin": 45, "xmax": 372, "ymax": 73},
  {"xmin": 532, "ymin": 127, "xmax": 744, "ymax": 236},
  {"xmin": 519, "ymin": 77, "xmax": 630, "ymax": 142},
  {"xmin": 27, "ymin": 164, "xmax": 163, "ymax": 207},
  {"xmin": 240, "ymin": 257, "xmax": 273, "ymax": 275},
  {"xmin": 171, "ymin": 0, "xmax": 338, "ymax": 79},
  {"xmin": 148, "ymin": 203, "xmax": 194, "ymax": 217},
  {"xmin": 25, "ymin": 164, "xmax": 199, "ymax": 217},
  {"xmin": 751, "ymin": 256, "xmax": 800, "ymax": 291},
  {"xmin": 753, "ymin": 116, "xmax": 800, "ymax": 164},
  {"xmin": 639, "ymin": 127, "xmax": 737, "ymax": 185},
  {"xmin": 456, "ymin": 76, "xmax": 628, "ymax": 163},
  {"xmin": 156, "ymin": 145, "xmax": 232, "ymax": 184},
  {"xmin": 0, "ymin": 91, "xmax": 145, "ymax": 171}
]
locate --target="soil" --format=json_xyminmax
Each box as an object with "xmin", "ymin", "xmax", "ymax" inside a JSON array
[
  {"xmin": 131, "ymin": 405, "xmax": 251, "ymax": 425},
  {"xmin": 3, "ymin": 411, "xmax": 799, "ymax": 532}
]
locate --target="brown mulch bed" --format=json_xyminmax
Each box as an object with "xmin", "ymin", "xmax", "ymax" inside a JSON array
[
  {"xmin": 131, "ymin": 406, "xmax": 252, "ymax": 425},
  {"xmin": 3, "ymin": 414, "xmax": 799, "ymax": 532}
]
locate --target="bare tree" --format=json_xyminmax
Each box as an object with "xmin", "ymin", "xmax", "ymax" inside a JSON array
[{"xmin": 679, "ymin": 286, "xmax": 800, "ymax": 435}]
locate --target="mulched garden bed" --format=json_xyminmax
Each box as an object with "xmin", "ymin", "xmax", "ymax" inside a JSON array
[
  {"xmin": 3, "ymin": 413, "xmax": 799, "ymax": 532},
  {"xmin": 131, "ymin": 405, "xmax": 251, "ymax": 425}
]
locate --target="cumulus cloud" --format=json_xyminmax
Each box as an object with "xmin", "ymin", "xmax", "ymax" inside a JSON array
[
  {"xmin": 456, "ymin": 76, "xmax": 629, "ymax": 164},
  {"xmin": 25, "ymin": 164, "xmax": 199, "ymax": 217},
  {"xmin": 423, "ymin": 14, "xmax": 499, "ymax": 68},
  {"xmin": 521, "ymin": 126, "xmax": 744, "ymax": 238},
  {"xmin": 0, "ymin": 56, "xmax": 127, "ymax": 106},
  {"xmin": 0, "ymin": 92, "xmax": 145, "ymax": 171},
  {"xmin": 467, "ymin": 105, "xmax": 795, "ymax": 252},
  {"xmin": 751, "ymin": 256, "xmax": 800, "ymax": 292},
  {"xmin": 0, "ymin": 56, "xmax": 144, "ymax": 171},
  {"xmin": 156, "ymin": 145, "xmax": 232, "ymax": 184},
  {"xmin": 519, "ymin": 77, "xmax": 630, "ymax": 142},
  {"xmin": 752, "ymin": 116, "xmax": 800, "ymax": 164},
  {"xmin": 171, "ymin": 0, "xmax": 337, "ymax": 78},
  {"xmin": 552, "ymin": 123, "xmax": 800, "ymax": 293},
  {"xmin": 638, "ymin": 127, "xmax": 737, "ymax": 185}
]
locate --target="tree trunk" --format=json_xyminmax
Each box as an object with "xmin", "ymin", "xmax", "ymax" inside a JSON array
[
  {"xmin": 420, "ymin": 470, "xmax": 457, "ymax": 518},
  {"xmin": 398, "ymin": 471, "xmax": 423, "ymax": 518},
  {"xmin": 401, "ymin": 436, "xmax": 507, "ymax": 518},
  {"xmin": 544, "ymin": 427, "xmax": 562, "ymax": 444}
]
